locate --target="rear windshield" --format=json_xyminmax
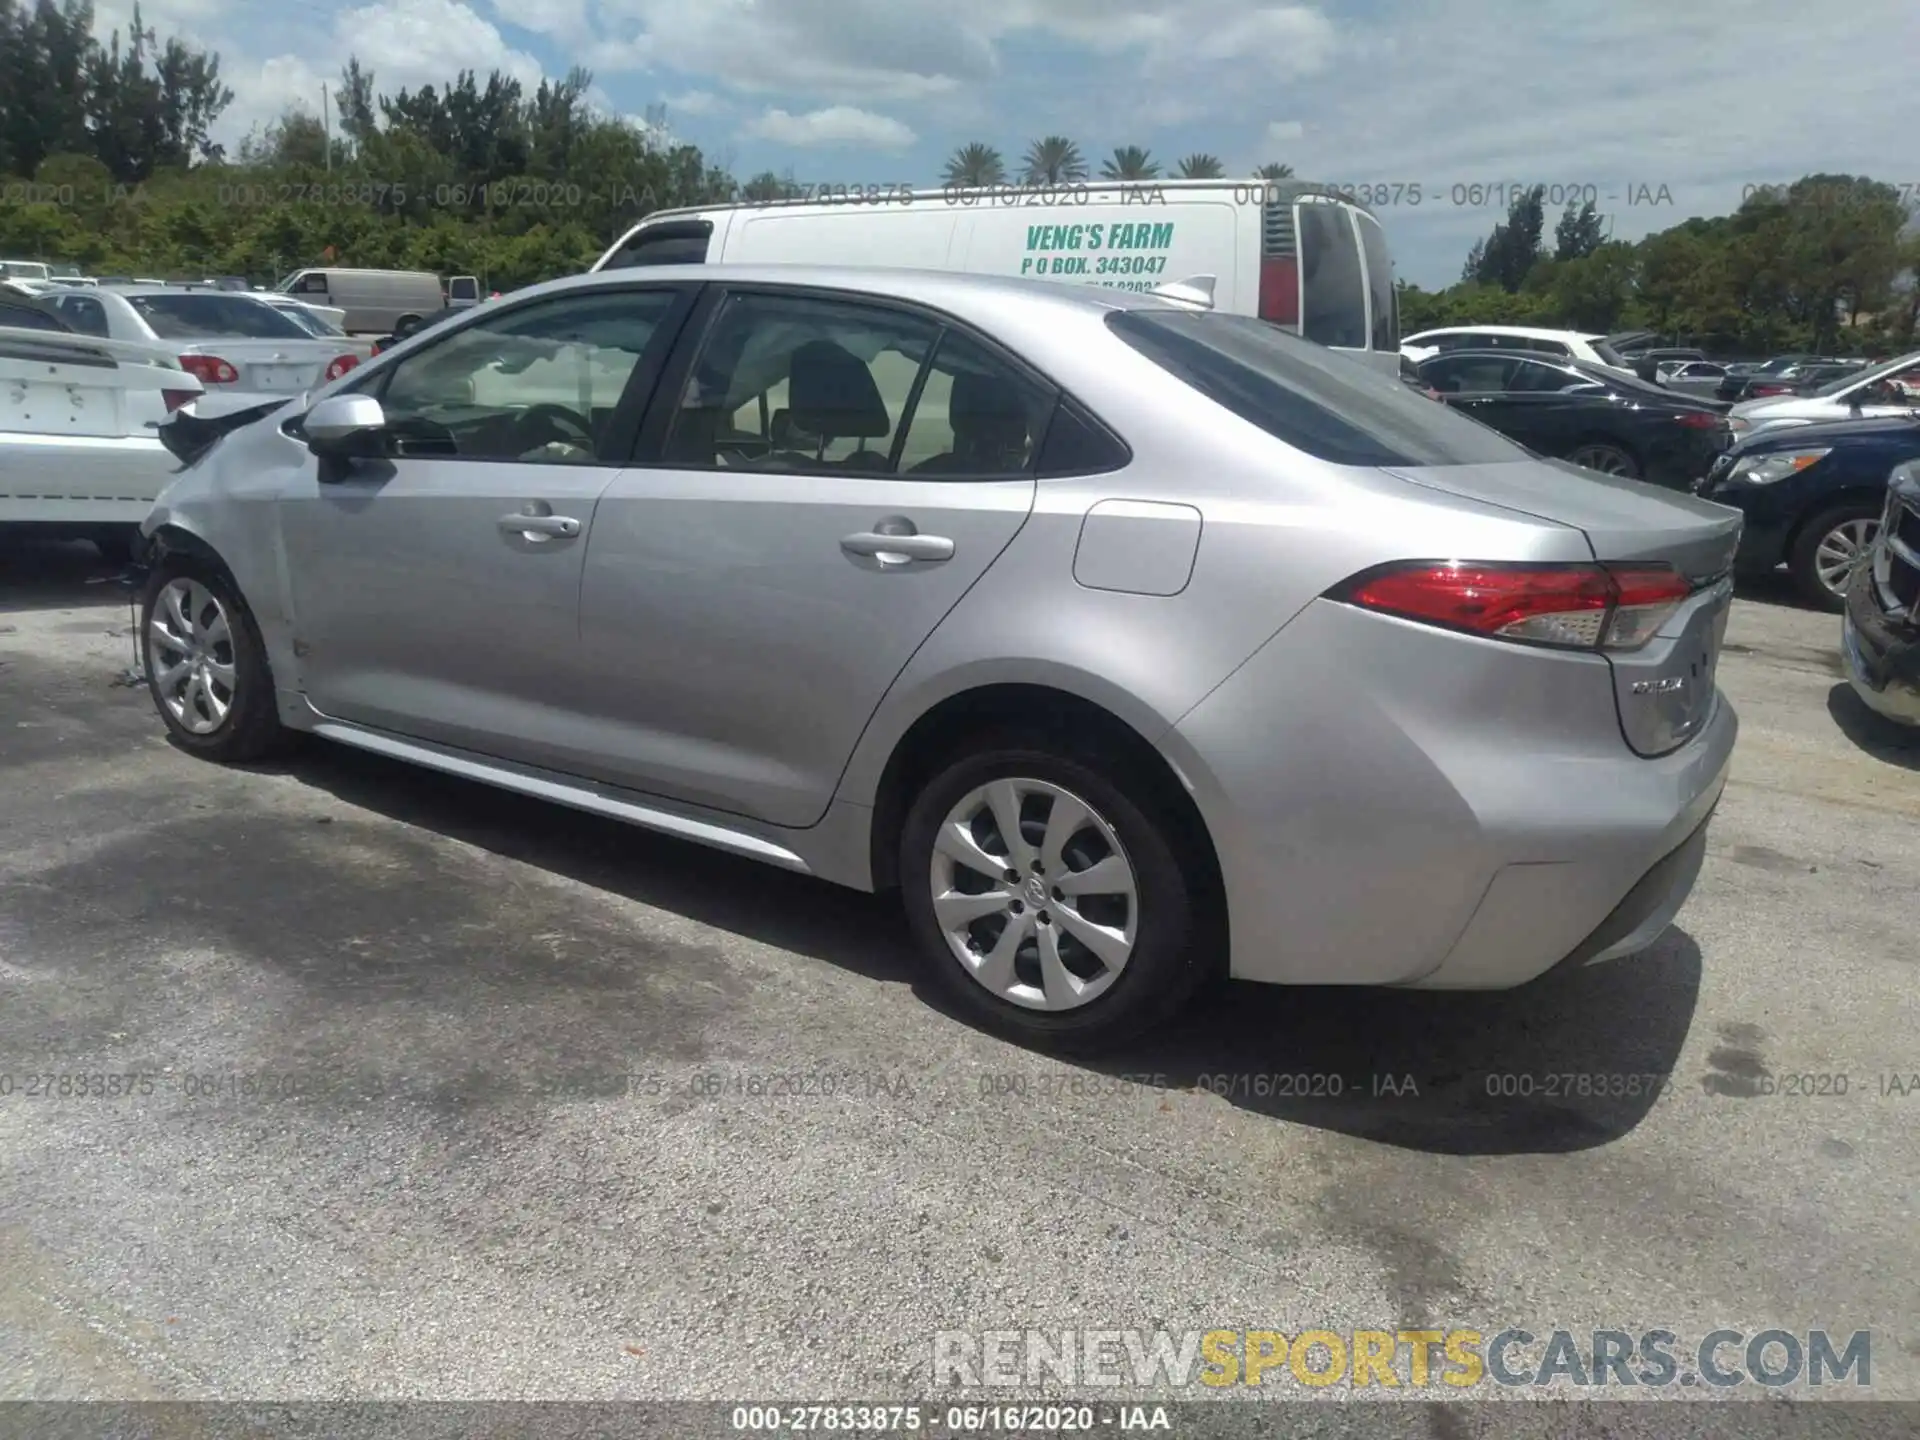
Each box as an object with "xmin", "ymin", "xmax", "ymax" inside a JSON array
[
  {"xmin": 129, "ymin": 293, "xmax": 309, "ymax": 340},
  {"xmin": 1107, "ymin": 309, "xmax": 1528, "ymax": 467},
  {"xmin": 277, "ymin": 304, "xmax": 345, "ymax": 337}
]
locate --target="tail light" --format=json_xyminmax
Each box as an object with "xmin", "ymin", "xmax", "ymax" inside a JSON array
[
  {"xmin": 1750, "ymin": 382, "xmax": 1790, "ymax": 397},
  {"xmin": 1258, "ymin": 257, "xmax": 1299, "ymax": 326},
  {"xmin": 1673, "ymin": 411, "xmax": 1721, "ymax": 429},
  {"xmin": 324, "ymin": 353, "xmax": 360, "ymax": 381},
  {"xmin": 162, "ymin": 389, "xmax": 196, "ymax": 412},
  {"xmin": 1331, "ymin": 561, "xmax": 1692, "ymax": 652},
  {"xmin": 179, "ymin": 354, "xmax": 237, "ymax": 384}
]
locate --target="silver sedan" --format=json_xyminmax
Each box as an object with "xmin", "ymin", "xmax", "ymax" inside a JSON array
[
  {"xmin": 40, "ymin": 285, "xmax": 369, "ymax": 401},
  {"xmin": 135, "ymin": 264, "xmax": 1742, "ymax": 1049}
]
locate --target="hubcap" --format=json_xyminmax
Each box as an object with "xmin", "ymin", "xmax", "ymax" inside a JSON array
[
  {"xmin": 929, "ymin": 777, "xmax": 1139, "ymax": 1011},
  {"xmin": 147, "ymin": 578, "xmax": 236, "ymax": 735},
  {"xmin": 1814, "ymin": 518, "xmax": 1878, "ymax": 597},
  {"xmin": 1568, "ymin": 445, "xmax": 1634, "ymax": 476}
]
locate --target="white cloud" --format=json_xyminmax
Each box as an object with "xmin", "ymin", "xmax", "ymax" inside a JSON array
[
  {"xmin": 741, "ymin": 106, "xmax": 918, "ymax": 151},
  {"xmin": 213, "ymin": 0, "xmax": 547, "ymax": 147},
  {"xmin": 1260, "ymin": 0, "xmax": 1920, "ymax": 283},
  {"xmin": 665, "ymin": 90, "xmax": 723, "ymax": 117},
  {"xmin": 1265, "ymin": 120, "xmax": 1304, "ymax": 144}
]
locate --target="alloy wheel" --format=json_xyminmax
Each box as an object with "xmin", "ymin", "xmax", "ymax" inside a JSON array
[
  {"xmin": 148, "ymin": 577, "xmax": 237, "ymax": 734},
  {"xmin": 1813, "ymin": 518, "xmax": 1878, "ymax": 598},
  {"xmin": 1566, "ymin": 445, "xmax": 1636, "ymax": 476},
  {"xmin": 929, "ymin": 777, "xmax": 1138, "ymax": 1011}
]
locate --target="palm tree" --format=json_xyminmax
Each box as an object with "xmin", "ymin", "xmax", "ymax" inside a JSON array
[
  {"xmin": 943, "ymin": 142, "xmax": 1005, "ymax": 187},
  {"xmin": 1253, "ymin": 161, "xmax": 1295, "ymax": 180},
  {"xmin": 1021, "ymin": 136, "xmax": 1087, "ymax": 184},
  {"xmin": 1175, "ymin": 153, "xmax": 1224, "ymax": 179},
  {"xmin": 1099, "ymin": 145, "xmax": 1160, "ymax": 181}
]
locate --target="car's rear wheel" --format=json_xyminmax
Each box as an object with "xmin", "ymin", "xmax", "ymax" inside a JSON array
[
  {"xmin": 899, "ymin": 740, "xmax": 1203, "ymax": 1052},
  {"xmin": 141, "ymin": 559, "xmax": 288, "ymax": 762},
  {"xmin": 1566, "ymin": 441, "xmax": 1640, "ymax": 478},
  {"xmin": 1789, "ymin": 500, "xmax": 1881, "ymax": 611}
]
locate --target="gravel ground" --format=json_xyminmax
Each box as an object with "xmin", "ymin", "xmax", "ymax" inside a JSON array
[{"xmin": 0, "ymin": 538, "xmax": 1915, "ymax": 1421}]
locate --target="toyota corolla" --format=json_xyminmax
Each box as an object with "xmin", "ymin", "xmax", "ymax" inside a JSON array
[{"xmin": 136, "ymin": 264, "xmax": 1742, "ymax": 1050}]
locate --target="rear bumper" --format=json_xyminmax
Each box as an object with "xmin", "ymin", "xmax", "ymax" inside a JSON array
[
  {"xmin": 0, "ymin": 434, "xmax": 175, "ymax": 526},
  {"xmin": 1162, "ymin": 597, "xmax": 1737, "ymax": 990}
]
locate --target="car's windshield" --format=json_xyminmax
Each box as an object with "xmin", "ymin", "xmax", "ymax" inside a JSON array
[
  {"xmin": 1108, "ymin": 308, "xmax": 1525, "ymax": 467},
  {"xmin": 1808, "ymin": 349, "xmax": 1920, "ymax": 398},
  {"xmin": 127, "ymin": 292, "xmax": 311, "ymax": 340}
]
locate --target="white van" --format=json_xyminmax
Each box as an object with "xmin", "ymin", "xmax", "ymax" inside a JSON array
[
  {"xmin": 275, "ymin": 267, "xmax": 446, "ymax": 335},
  {"xmin": 592, "ymin": 179, "xmax": 1400, "ymax": 373}
]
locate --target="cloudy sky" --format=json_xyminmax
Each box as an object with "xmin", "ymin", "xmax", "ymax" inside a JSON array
[{"xmin": 101, "ymin": 0, "xmax": 1920, "ymax": 287}]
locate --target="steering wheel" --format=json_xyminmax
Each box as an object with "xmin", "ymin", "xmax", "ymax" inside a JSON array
[{"xmin": 510, "ymin": 402, "xmax": 595, "ymax": 451}]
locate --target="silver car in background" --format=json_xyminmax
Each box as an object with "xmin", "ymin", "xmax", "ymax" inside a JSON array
[
  {"xmin": 136, "ymin": 265, "xmax": 1742, "ymax": 1050},
  {"xmin": 40, "ymin": 285, "xmax": 368, "ymax": 400},
  {"xmin": 1730, "ymin": 348, "xmax": 1920, "ymax": 439}
]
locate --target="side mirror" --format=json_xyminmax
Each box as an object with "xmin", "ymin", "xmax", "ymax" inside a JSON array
[{"xmin": 304, "ymin": 393, "xmax": 388, "ymax": 459}]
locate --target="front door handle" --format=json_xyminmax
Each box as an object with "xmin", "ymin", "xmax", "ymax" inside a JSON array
[
  {"xmin": 500, "ymin": 513, "xmax": 580, "ymax": 539},
  {"xmin": 841, "ymin": 531, "xmax": 954, "ymax": 563}
]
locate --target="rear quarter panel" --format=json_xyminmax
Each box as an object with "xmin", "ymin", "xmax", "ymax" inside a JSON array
[{"xmin": 833, "ymin": 307, "xmax": 1595, "ymax": 806}]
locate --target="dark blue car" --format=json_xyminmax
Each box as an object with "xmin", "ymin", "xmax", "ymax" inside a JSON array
[{"xmin": 1694, "ymin": 414, "xmax": 1920, "ymax": 609}]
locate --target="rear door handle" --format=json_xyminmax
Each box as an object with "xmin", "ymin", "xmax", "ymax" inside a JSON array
[
  {"xmin": 500, "ymin": 513, "xmax": 580, "ymax": 538},
  {"xmin": 841, "ymin": 531, "xmax": 954, "ymax": 563}
]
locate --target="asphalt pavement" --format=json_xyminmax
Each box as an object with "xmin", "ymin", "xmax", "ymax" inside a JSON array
[{"xmin": 0, "ymin": 537, "xmax": 1916, "ymax": 1415}]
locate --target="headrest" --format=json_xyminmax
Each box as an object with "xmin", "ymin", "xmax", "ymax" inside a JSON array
[
  {"xmin": 949, "ymin": 370, "xmax": 1030, "ymax": 433},
  {"xmin": 788, "ymin": 340, "xmax": 891, "ymax": 439}
]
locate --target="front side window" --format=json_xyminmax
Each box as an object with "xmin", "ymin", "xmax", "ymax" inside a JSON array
[
  {"xmin": 664, "ymin": 292, "xmax": 940, "ymax": 472},
  {"xmin": 605, "ymin": 222, "xmax": 714, "ymax": 270},
  {"xmin": 129, "ymin": 294, "xmax": 310, "ymax": 340},
  {"xmin": 373, "ymin": 288, "xmax": 681, "ymax": 463},
  {"xmin": 1110, "ymin": 309, "xmax": 1526, "ymax": 467},
  {"xmin": 1424, "ymin": 355, "xmax": 1516, "ymax": 393}
]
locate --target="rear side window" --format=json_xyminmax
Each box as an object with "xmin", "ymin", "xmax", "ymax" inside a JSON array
[
  {"xmin": 605, "ymin": 222, "xmax": 714, "ymax": 269},
  {"xmin": 1296, "ymin": 203, "xmax": 1366, "ymax": 350},
  {"xmin": 54, "ymin": 294, "xmax": 108, "ymax": 335},
  {"xmin": 1107, "ymin": 309, "xmax": 1527, "ymax": 467}
]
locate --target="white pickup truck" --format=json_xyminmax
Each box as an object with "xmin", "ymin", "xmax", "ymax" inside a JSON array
[{"xmin": 0, "ymin": 302, "xmax": 204, "ymax": 562}]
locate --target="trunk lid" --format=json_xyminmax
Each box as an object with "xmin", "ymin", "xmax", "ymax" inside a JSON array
[
  {"xmin": 178, "ymin": 338, "xmax": 351, "ymax": 394},
  {"xmin": 1384, "ymin": 457, "xmax": 1743, "ymax": 757}
]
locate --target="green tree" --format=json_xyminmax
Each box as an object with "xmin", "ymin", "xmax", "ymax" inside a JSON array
[
  {"xmin": 1253, "ymin": 161, "xmax": 1294, "ymax": 180},
  {"xmin": 1021, "ymin": 135, "xmax": 1085, "ymax": 184},
  {"xmin": 1464, "ymin": 184, "xmax": 1546, "ymax": 292},
  {"xmin": 942, "ymin": 142, "xmax": 1004, "ymax": 186},
  {"xmin": 1553, "ymin": 200, "xmax": 1605, "ymax": 262},
  {"xmin": 1099, "ymin": 145, "xmax": 1158, "ymax": 180},
  {"xmin": 1175, "ymin": 153, "xmax": 1223, "ymax": 178}
]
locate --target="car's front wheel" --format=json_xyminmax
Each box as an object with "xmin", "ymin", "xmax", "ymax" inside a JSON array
[
  {"xmin": 899, "ymin": 740, "xmax": 1205, "ymax": 1052},
  {"xmin": 141, "ymin": 559, "xmax": 288, "ymax": 762},
  {"xmin": 1789, "ymin": 500, "xmax": 1881, "ymax": 611}
]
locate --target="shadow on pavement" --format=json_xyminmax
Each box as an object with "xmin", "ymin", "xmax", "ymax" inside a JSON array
[
  {"xmin": 1826, "ymin": 681, "xmax": 1920, "ymax": 769},
  {"xmin": 0, "ymin": 535, "xmax": 133, "ymax": 614},
  {"xmin": 282, "ymin": 738, "xmax": 1702, "ymax": 1158}
]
